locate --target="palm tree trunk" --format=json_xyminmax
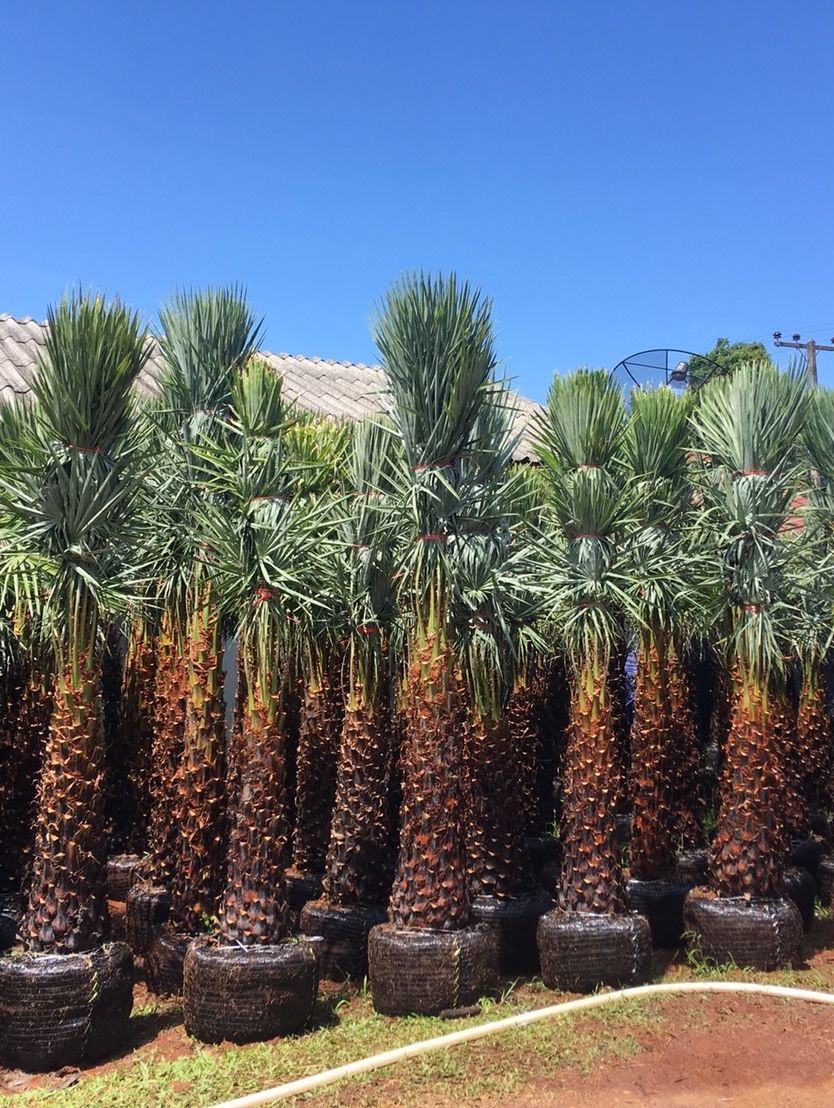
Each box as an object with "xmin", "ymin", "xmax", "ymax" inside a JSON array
[
  {"xmin": 797, "ymin": 665, "xmax": 832, "ymax": 814},
  {"xmin": 146, "ymin": 614, "xmax": 187, "ymax": 885},
  {"xmin": 507, "ymin": 676, "xmax": 540, "ymax": 838},
  {"xmin": 629, "ymin": 633, "xmax": 676, "ymax": 879},
  {"xmin": 464, "ymin": 710, "xmax": 532, "ymax": 898},
  {"xmin": 559, "ymin": 651, "xmax": 624, "ymax": 914},
  {"xmin": 25, "ymin": 657, "xmax": 107, "ymax": 953},
  {"xmin": 388, "ymin": 643, "xmax": 469, "ymax": 930},
  {"xmin": 290, "ymin": 666, "xmax": 342, "ymax": 877},
  {"xmin": 774, "ymin": 689, "xmax": 807, "ymax": 840},
  {"xmin": 169, "ymin": 597, "xmax": 226, "ymax": 932},
  {"xmin": 710, "ymin": 679, "xmax": 787, "ymax": 897},
  {"xmin": 322, "ymin": 693, "xmax": 393, "ymax": 907},
  {"xmin": 667, "ymin": 656, "xmax": 703, "ymax": 849},
  {"xmin": 0, "ymin": 668, "xmax": 50, "ymax": 894},
  {"xmin": 120, "ymin": 626, "xmax": 157, "ymax": 854},
  {"xmin": 219, "ymin": 670, "xmax": 288, "ymax": 944}
]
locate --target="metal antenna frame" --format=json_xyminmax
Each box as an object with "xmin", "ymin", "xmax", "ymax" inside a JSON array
[{"xmin": 609, "ymin": 348, "xmax": 727, "ymax": 391}]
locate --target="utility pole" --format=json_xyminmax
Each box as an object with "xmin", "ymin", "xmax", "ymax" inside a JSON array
[{"xmin": 772, "ymin": 331, "xmax": 834, "ymax": 387}]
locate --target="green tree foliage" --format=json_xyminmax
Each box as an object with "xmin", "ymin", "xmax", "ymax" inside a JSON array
[{"xmin": 689, "ymin": 337, "xmax": 775, "ymax": 387}]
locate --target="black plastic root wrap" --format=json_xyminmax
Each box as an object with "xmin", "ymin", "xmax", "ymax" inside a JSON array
[
  {"xmin": 674, "ymin": 849, "xmax": 710, "ymax": 888},
  {"xmin": 779, "ymin": 867, "xmax": 815, "ymax": 932},
  {"xmin": 0, "ymin": 894, "xmax": 19, "ymax": 951},
  {"xmin": 525, "ymin": 835, "xmax": 561, "ymax": 869},
  {"xmin": 819, "ymin": 857, "xmax": 834, "ymax": 907},
  {"xmin": 537, "ymin": 910, "xmax": 652, "ymax": 992},
  {"xmin": 368, "ymin": 925, "xmax": 499, "ymax": 1016},
  {"xmin": 125, "ymin": 885, "xmax": 171, "ymax": 955},
  {"xmin": 106, "ymin": 854, "xmax": 142, "ymax": 902},
  {"xmin": 625, "ymin": 878, "xmax": 690, "ymax": 949},
  {"xmin": 299, "ymin": 901, "xmax": 387, "ymax": 981},
  {"xmin": 614, "ymin": 814, "xmax": 632, "ymax": 847},
  {"xmin": 469, "ymin": 890, "xmax": 552, "ymax": 975},
  {"xmin": 183, "ymin": 938, "xmax": 318, "ymax": 1045},
  {"xmin": 0, "ymin": 942, "xmax": 134, "ymax": 1071},
  {"xmin": 145, "ymin": 930, "xmax": 190, "ymax": 996},
  {"xmin": 789, "ymin": 838, "xmax": 830, "ymax": 893},
  {"xmin": 283, "ymin": 872, "xmax": 323, "ymax": 929},
  {"xmin": 683, "ymin": 890, "xmax": 803, "ymax": 970}
]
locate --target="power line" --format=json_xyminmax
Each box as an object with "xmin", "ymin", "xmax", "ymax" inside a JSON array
[{"xmin": 772, "ymin": 331, "xmax": 834, "ymax": 386}]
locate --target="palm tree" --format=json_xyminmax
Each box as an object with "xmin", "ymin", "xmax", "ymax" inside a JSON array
[
  {"xmin": 797, "ymin": 389, "xmax": 834, "ymax": 825},
  {"xmin": 366, "ymin": 273, "xmax": 511, "ymax": 1015},
  {"xmin": 684, "ymin": 362, "xmax": 808, "ymax": 969},
  {"xmin": 281, "ymin": 417, "xmax": 349, "ymax": 916},
  {"xmin": 300, "ymin": 418, "xmax": 401, "ymax": 977},
  {"xmin": 143, "ymin": 286, "xmax": 262, "ymax": 936},
  {"xmin": 534, "ymin": 369, "xmax": 652, "ymax": 991},
  {"xmin": 0, "ymin": 291, "xmax": 147, "ymax": 1068},
  {"xmin": 451, "ymin": 423, "xmax": 552, "ymax": 971},
  {"xmin": 619, "ymin": 387, "xmax": 702, "ymax": 885},
  {"xmin": 181, "ymin": 358, "xmax": 325, "ymax": 1043}
]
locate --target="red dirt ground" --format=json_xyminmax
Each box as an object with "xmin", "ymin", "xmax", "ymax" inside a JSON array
[{"xmin": 514, "ymin": 997, "xmax": 834, "ymax": 1107}]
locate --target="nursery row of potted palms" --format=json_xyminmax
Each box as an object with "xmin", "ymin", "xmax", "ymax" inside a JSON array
[{"xmin": 0, "ymin": 277, "xmax": 832, "ymax": 1068}]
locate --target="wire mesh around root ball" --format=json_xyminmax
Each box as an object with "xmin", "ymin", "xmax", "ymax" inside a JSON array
[
  {"xmin": 683, "ymin": 890, "xmax": 803, "ymax": 971},
  {"xmin": 470, "ymin": 890, "xmax": 552, "ymax": 975},
  {"xmin": 368, "ymin": 924, "xmax": 499, "ymax": 1016},
  {"xmin": 537, "ymin": 909, "xmax": 652, "ymax": 992},
  {"xmin": 0, "ymin": 942, "xmax": 134, "ymax": 1071},
  {"xmin": 625, "ymin": 878, "xmax": 690, "ymax": 950},
  {"xmin": 299, "ymin": 900, "xmax": 387, "ymax": 981},
  {"xmin": 183, "ymin": 938, "xmax": 319, "ymax": 1045},
  {"xmin": 125, "ymin": 885, "xmax": 171, "ymax": 955}
]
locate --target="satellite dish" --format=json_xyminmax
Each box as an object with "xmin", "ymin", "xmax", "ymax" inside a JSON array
[{"xmin": 610, "ymin": 348, "xmax": 727, "ymax": 394}]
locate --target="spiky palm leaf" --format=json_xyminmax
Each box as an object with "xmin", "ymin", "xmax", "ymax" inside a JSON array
[
  {"xmin": 194, "ymin": 359, "xmax": 339, "ymax": 942},
  {"xmin": 145, "ymin": 286, "xmax": 263, "ymax": 930},
  {"xmin": 0, "ymin": 291, "xmax": 148, "ymax": 952},
  {"xmin": 691, "ymin": 362, "xmax": 808, "ymax": 896},
  {"xmin": 534, "ymin": 369, "xmax": 630, "ymax": 913},
  {"xmin": 619, "ymin": 387, "xmax": 703, "ymax": 876},
  {"xmin": 373, "ymin": 272, "xmax": 512, "ymax": 930}
]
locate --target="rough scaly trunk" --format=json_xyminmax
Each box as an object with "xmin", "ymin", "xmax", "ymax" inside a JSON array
[
  {"xmin": 117, "ymin": 626, "xmax": 157, "ymax": 854},
  {"xmin": 797, "ymin": 666, "xmax": 832, "ymax": 814},
  {"xmin": 25, "ymin": 656, "xmax": 107, "ymax": 953},
  {"xmin": 0, "ymin": 669, "xmax": 50, "ymax": 894},
  {"xmin": 388, "ymin": 643, "xmax": 469, "ymax": 930},
  {"xmin": 219, "ymin": 668, "xmax": 288, "ymax": 944},
  {"xmin": 507, "ymin": 675, "xmax": 540, "ymax": 837},
  {"xmin": 710, "ymin": 680, "xmax": 787, "ymax": 897},
  {"xmin": 464, "ymin": 710, "xmax": 532, "ymax": 898},
  {"xmin": 322, "ymin": 692, "xmax": 393, "ymax": 908},
  {"xmin": 629, "ymin": 634, "xmax": 677, "ymax": 879},
  {"xmin": 290, "ymin": 667, "xmax": 342, "ymax": 877},
  {"xmin": 667, "ymin": 656, "xmax": 703, "ymax": 849},
  {"xmin": 101, "ymin": 624, "xmax": 125, "ymax": 853},
  {"xmin": 169, "ymin": 598, "xmax": 226, "ymax": 932},
  {"xmin": 542, "ymin": 657, "xmax": 570, "ymax": 834},
  {"xmin": 145, "ymin": 615, "xmax": 187, "ymax": 885},
  {"xmin": 559, "ymin": 653, "xmax": 625, "ymax": 914},
  {"xmin": 774, "ymin": 689, "xmax": 807, "ymax": 841}
]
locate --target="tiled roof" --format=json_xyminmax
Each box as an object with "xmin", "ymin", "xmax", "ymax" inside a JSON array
[
  {"xmin": 0, "ymin": 314, "xmax": 539, "ymax": 461},
  {"xmin": 0, "ymin": 313, "xmax": 165, "ymax": 398}
]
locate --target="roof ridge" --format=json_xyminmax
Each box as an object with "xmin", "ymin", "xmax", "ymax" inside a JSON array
[
  {"xmin": 269, "ymin": 351, "xmax": 382, "ymax": 373},
  {"xmin": 0, "ymin": 313, "xmax": 45, "ymax": 326}
]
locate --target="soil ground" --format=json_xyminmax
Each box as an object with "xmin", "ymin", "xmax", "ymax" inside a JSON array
[{"xmin": 2, "ymin": 917, "xmax": 834, "ymax": 1106}]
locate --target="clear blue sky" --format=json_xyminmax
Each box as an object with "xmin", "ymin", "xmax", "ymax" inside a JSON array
[{"xmin": 2, "ymin": 2, "xmax": 833, "ymax": 399}]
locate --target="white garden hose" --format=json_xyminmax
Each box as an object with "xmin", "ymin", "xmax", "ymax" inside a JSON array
[{"xmin": 208, "ymin": 980, "xmax": 834, "ymax": 1108}]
